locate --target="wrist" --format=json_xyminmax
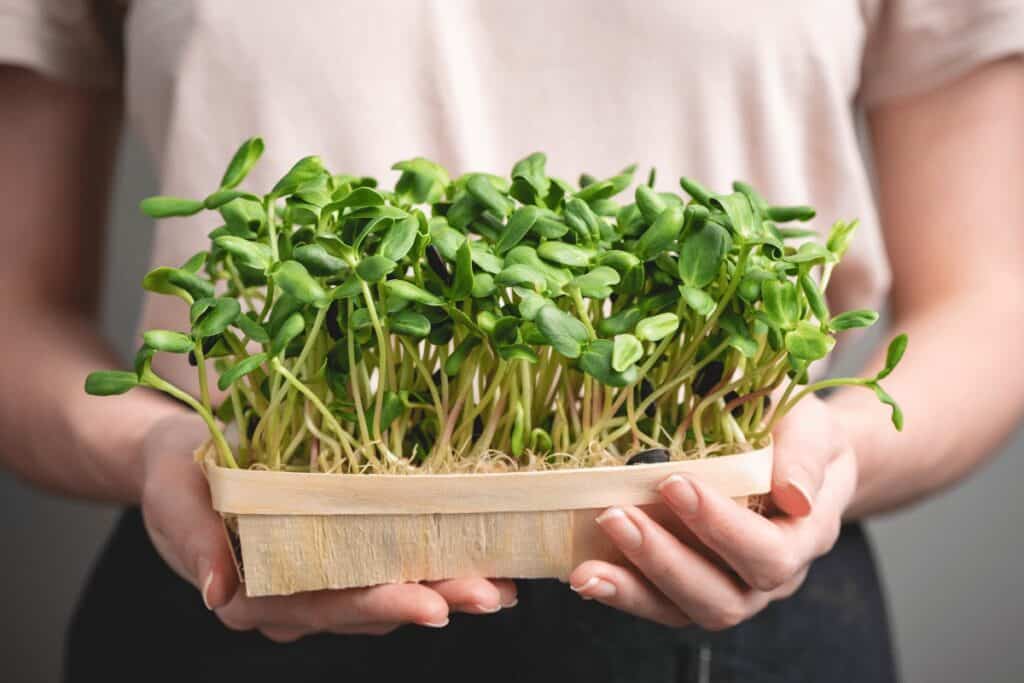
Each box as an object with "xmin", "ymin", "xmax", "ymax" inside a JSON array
[
  {"xmin": 827, "ymin": 389, "xmax": 883, "ymax": 519},
  {"xmin": 69, "ymin": 386, "xmax": 191, "ymax": 503}
]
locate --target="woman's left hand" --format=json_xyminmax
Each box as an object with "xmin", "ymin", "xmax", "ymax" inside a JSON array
[{"xmin": 568, "ymin": 395, "xmax": 857, "ymax": 629}]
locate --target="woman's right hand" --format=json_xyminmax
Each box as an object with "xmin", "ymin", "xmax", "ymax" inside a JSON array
[{"xmin": 139, "ymin": 412, "xmax": 517, "ymax": 642}]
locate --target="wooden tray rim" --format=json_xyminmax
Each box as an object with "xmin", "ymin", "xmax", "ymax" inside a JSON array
[{"xmin": 205, "ymin": 444, "xmax": 773, "ymax": 516}]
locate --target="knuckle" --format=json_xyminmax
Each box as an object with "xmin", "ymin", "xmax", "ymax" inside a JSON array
[
  {"xmin": 700, "ymin": 604, "xmax": 748, "ymax": 632},
  {"xmin": 216, "ymin": 610, "xmax": 252, "ymax": 632},
  {"xmin": 260, "ymin": 628, "xmax": 303, "ymax": 644},
  {"xmin": 817, "ymin": 518, "xmax": 842, "ymax": 556},
  {"xmin": 752, "ymin": 550, "xmax": 800, "ymax": 592}
]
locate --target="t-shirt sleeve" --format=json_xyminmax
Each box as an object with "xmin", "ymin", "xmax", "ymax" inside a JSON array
[
  {"xmin": 859, "ymin": 0, "xmax": 1024, "ymax": 107},
  {"xmin": 0, "ymin": 0, "xmax": 123, "ymax": 89}
]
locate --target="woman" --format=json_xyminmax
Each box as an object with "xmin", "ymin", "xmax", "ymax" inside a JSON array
[{"xmin": 1, "ymin": 1, "xmax": 1022, "ymax": 681}]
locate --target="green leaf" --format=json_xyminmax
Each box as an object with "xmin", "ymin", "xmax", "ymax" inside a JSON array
[
  {"xmin": 293, "ymin": 243, "xmax": 347, "ymax": 276},
  {"xmin": 537, "ymin": 241, "xmax": 593, "ymax": 268},
  {"xmin": 495, "ymin": 206, "xmax": 539, "ymax": 254},
  {"xmin": 142, "ymin": 330, "xmax": 194, "ymax": 354},
  {"xmin": 762, "ymin": 279, "xmax": 800, "ymax": 329},
  {"xmin": 498, "ymin": 344, "xmax": 539, "ymax": 364},
  {"xmin": 193, "ymin": 297, "xmax": 242, "ymax": 338},
  {"xmin": 799, "ymin": 273, "xmax": 830, "ymax": 323},
  {"xmin": 139, "ymin": 196, "xmax": 204, "ymax": 218},
  {"xmin": 393, "ymin": 157, "xmax": 449, "ymax": 204},
  {"xmin": 142, "ymin": 267, "xmax": 191, "ymax": 302},
  {"xmin": 428, "ymin": 220, "xmax": 466, "ymax": 261},
  {"xmin": 219, "ymin": 197, "xmax": 265, "ymax": 235},
  {"xmin": 217, "ymin": 352, "xmax": 268, "ymax": 391},
  {"xmin": 635, "ymin": 184, "xmax": 667, "ymax": 224},
  {"xmin": 634, "ymin": 205, "xmax": 684, "ymax": 261},
  {"xmin": 180, "ymin": 251, "xmax": 207, "ymax": 274},
  {"xmin": 495, "ymin": 264, "xmax": 546, "ymax": 290},
  {"xmin": 379, "ymin": 216, "xmax": 419, "ymax": 262},
  {"xmin": 827, "ymin": 220, "xmax": 858, "ymax": 258},
  {"xmin": 876, "ymin": 333, "xmax": 908, "ymax": 380},
  {"xmin": 450, "ymin": 240, "xmax": 474, "ymax": 300},
  {"xmin": 597, "ymin": 307, "xmax": 641, "ymax": 336},
  {"xmin": 444, "ymin": 337, "xmax": 481, "ymax": 376},
  {"xmin": 271, "ymin": 155, "xmax": 325, "ymax": 196},
  {"xmin": 597, "ymin": 249, "xmax": 641, "ymax": 274},
  {"xmin": 678, "ymin": 220, "xmax": 731, "ymax": 288},
  {"xmin": 635, "ymin": 313, "xmax": 679, "ymax": 342},
  {"xmin": 766, "ymin": 205, "xmax": 816, "ymax": 222},
  {"xmin": 535, "ymin": 304, "xmax": 589, "ymax": 358},
  {"xmin": 680, "ymin": 286, "xmax": 715, "ymax": 317},
  {"xmin": 271, "ymin": 312, "xmax": 305, "ymax": 356},
  {"xmin": 569, "ymin": 266, "xmax": 620, "ymax": 299},
  {"xmin": 467, "ymin": 174, "xmax": 512, "ymax": 217},
  {"xmin": 371, "ymin": 391, "xmax": 406, "ymax": 433},
  {"xmin": 85, "ymin": 370, "xmax": 139, "ymax": 396},
  {"xmin": 679, "ymin": 176, "xmax": 714, "ymax": 206},
  {"xmin": 469, "ymin": 242, "xmax": 504, "ymax": 274},
  {"xmin": 784, "ymin": 321, "xmax": 836, "ymax": 361},
  {"xmin": 331, "ymin": 276, "xmax": 363, "ymax": 301},
  {"xmin": 510, "ymin": 152, "xmax": 550, "ymax": 202},
  {"xmin": 471, "ymin": 273, "xmax": 496, "ymax": 299},
  {"xmin": 785, "ymin": 242, "xmax": 835, "ymax": 265},
  {"xmin": 355, "ymin": 255, "xmax": 397, "ymax": 282},
  {"xmin": 612, "ymin": 333, "xmax": 643, "ymax": 372},
  {"xmin": 578, "ymin": 339, "xmax": 640, "ymax": 387},
  {"xmin": 273, "ymin": 260, "xmax": 329, "ymax": 306},
  {"xmin": 383, "ymin": 280, "xmax": 444, "ymax": 307},
  {"xmin": 564, "ymin": 198, "xmax": 601, "ymax": 242},
  {"xmin": 220, "ymin": 137, "xmax": 265, "ymax": 189},
  {"xmin": 711, "ymin": 192, "xmax": 781, "ymax": 249},
  {"xmin": 215, "ymin": 236, "xmax": 272, "ymax": 271},
  {"xmin": 234, "ymin": 312, "xmax": 269, "ymax": 343},
  {"xmin": 204, "ymin": 189, "xmax": 260, "ymax": 210},
  {"xmin": 829, "ymin": 309, "xmax": 880, "ymax": 332},
  {"xmin": 388, "ymin": 310, "xmax": 431, "ymax": 338},
  {"xmin": 870, "ymin": 382, "xmax": 904, "ymax": 430}
]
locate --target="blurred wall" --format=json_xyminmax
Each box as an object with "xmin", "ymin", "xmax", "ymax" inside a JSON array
[{"xmin": 0, "ymin": 132, "xmax": 1021, "ymax": 682}]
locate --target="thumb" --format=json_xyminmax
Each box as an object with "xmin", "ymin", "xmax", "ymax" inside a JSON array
[
  {"xmin": 141, "ymin": 415, "xmax": 240, "ymax": 610},
  {"xmin": 769, "ymin": 398, "xmax": 843, "ymax": 517}
]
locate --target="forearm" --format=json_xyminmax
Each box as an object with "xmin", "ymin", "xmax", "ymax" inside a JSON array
[
  {"xmin": 0, "ymin": 307, "xmax": 187, "ymax": 503},
  {"xmin": 833, "ymin": 290, "xmax": 1024, "ymax": 518}
]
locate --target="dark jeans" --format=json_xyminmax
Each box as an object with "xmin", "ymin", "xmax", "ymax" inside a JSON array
[{"xmin": 66, "ymin": 509, "xmax": 897, "ymax": 682}]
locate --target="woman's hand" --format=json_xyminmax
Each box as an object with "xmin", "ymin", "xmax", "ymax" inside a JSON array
[
  {"xmin": 568, "ymin": 395, "xmax": 855, "ymax": 629},
  {"xmin": 140, "ymin": 412, "xmax": 517, "ymax": 642}
]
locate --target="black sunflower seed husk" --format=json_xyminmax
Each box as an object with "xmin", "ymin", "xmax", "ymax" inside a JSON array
[
  {"xmin": 626, "ymin": 448, "xmax": 670, "ymax": 465},
  {"xmin": 693, "ymin": 360, "xmax": 724, "ymax": 397},
  {"xmin": 426, "ymin": 246, "xmax": 452, "ymax": 285}
]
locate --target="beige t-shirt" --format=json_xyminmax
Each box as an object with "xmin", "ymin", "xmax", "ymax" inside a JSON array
[{"xmin": 3, "ymin": 0, "xmax": 1023, "ymax": 391}]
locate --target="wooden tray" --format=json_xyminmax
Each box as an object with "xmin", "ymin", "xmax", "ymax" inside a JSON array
[{"xmin": 203, "ymin": 445, "xmax": 773, "ymax": 596}]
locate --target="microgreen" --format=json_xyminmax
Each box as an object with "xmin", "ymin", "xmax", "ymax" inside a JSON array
[{"xmin": 86, "ymin": 140, "xmax": 907, "ymax": 472}]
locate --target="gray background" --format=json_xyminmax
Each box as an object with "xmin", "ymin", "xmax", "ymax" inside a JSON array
[{"xmin": 1, "ymin": 134, "xmax": 1021, "ymax": 682}]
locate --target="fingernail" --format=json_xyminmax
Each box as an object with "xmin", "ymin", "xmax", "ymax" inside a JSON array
[
  {"xmin": 501, "ymin": 597, "xmax": 519, "ymax": 609},
  {"xmin": 201, "ymin": 571, "xmax": 214, "ymax": 610},
  {"xmin": 595, "ymin": 507, "xmax": 642, "ymax": 550},
  {"xmin": 472, "ymin": 603, "xmax": 502, "ymax": 614},
  {"xmin": 421, "ymin": 618, "xmax": 450, "ymax": 628},
  {"xmin": 786, "ymin": 477, "xmax": 814, "ymax": 515},
  {"xmin": 571, "ymin": 576, "xmax": 617, "ymax": 600},
  {"xmin": 659, "ymin": 474, "xmax": 699, "ymax": 518}
]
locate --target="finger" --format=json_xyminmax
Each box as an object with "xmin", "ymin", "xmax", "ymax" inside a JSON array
[
  {"xmin": 215, "ymin": 582, "xmax": 450, "ymax": 633},
  {"xmin": 427, "ymin": 577, "xmax": 506, "ymax": 613},
  {"xmin": 595, "ymin": 505, "xmax": 754, "ymax": 630},
  {"xmin": 260, "ymin": 622, "xmax": 402, "ymax": 642},
  {"xmin": 141, "ymin": 428, "xmax": 238, "ymax": 611},
  {"xmin": 771, "ymin": 404, "xmax": 845, "ymax": 516},
  {"xmin": 568, "ymin": 560, "xmax": 691, "ymax": 627},
  {"xmin": 658, "ymin": 473, "xmax": 807, "ymax": 591}
]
